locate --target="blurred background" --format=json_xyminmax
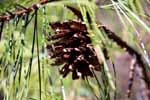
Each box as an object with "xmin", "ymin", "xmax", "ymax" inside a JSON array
[{"xmin": 0, "ymin": 0, "xmax": 150, "ymax": 100}]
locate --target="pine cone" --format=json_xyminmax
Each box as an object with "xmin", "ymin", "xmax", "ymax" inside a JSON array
[{"xmin": 47, "ymin": 20, "xmax": 102, "ymax": 80}]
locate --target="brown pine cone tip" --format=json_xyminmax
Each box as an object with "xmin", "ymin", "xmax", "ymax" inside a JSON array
[{"xmin": 47, "ymin": 20, "xmax": 102, "ymax": 80}]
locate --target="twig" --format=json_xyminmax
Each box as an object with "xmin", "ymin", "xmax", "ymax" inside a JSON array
[
  {"xmin": 136, "ymin": 65, "xmax": 150, "ymax": 99},
  {"xmin": 125, "ymin": 56, "xmax": 136, "ymax": 100},
  {"xmin": 0, "ymin": 0, "xmax": 50, "ymax": 21},
  {"xmin": 100, "ymin": 26, "xmax": 142, "ymax": 65},
  {"xmin": 100, "ymin": 26, "xmax": 150, "ymax": 97}
]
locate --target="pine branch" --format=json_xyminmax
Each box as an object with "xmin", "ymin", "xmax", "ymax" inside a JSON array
[
  {"xmin": 0, "ymin": 0, "xmax": 50, "ymax": 21},
  {"xmin": 101, "ymin": 26, "xmax": 150, "ymax": 95},
  {"xmin": 125, "ymin": 57, "xmax": 136, "ymax": 100}
]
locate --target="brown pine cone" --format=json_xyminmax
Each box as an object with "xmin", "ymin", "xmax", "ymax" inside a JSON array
[{"xmin": 47, "ymin": 20, "xmax": 102, "ymax": 80}]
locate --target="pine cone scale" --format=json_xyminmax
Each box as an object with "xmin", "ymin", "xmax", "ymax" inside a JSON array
[{"xmin": 47, "ymin": 20, "xmax": 102, "ymax": 80}]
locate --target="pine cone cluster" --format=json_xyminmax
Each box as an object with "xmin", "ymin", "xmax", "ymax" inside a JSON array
[{"xmin": 46, "ymin": 20, "xmax": 102, "ymax": 80}]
